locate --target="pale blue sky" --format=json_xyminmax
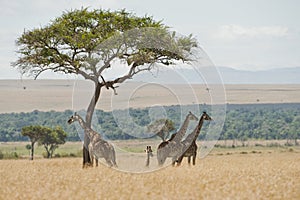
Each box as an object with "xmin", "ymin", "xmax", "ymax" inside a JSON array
[{"xmin": 0, "ymin": 0, "xmax": 299, "ymax": 78}]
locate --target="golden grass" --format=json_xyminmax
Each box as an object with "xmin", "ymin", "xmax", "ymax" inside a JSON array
[{"xmin": 1, "ymin": 152, "xmax": 299, "ymax": 200}]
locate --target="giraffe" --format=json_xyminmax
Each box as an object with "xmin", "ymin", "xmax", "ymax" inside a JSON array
[
  {"xmin": 67, "ymin": 113, "xmax": 117, "ymax": 167},
  {"xmin": 144, "ymin": 145, "xmax": 153, "ymax": 167},
  {"xmin": 157, "ymin": 111, "xmax": 198, "ymax": 166},
  {"xmin": 176, "ymin": 112, "xmax": 212, "ymax": 166}
]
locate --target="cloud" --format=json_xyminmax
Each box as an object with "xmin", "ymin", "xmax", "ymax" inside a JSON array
[{"xmin": 215, "ymin": 24, "xmax": 289, "ymax": 40}]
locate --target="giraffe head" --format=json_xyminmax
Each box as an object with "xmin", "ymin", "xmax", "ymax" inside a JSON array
[
  {"xmin": 187, "ymin": 111, "xmax": 198, "ymax": 121},
  {"xmin": 145, "ymin": 146, "xmax": 153, "ymax": 157},
  {"xmin": 202, "ymin": 112, "xmax": 212, "ymax": 121},
  {"xmin": 67, "ymin": 112, "xmax": 80, "ymax": 124}
]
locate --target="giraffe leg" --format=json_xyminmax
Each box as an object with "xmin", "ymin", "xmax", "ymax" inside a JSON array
[
  {"xmin": 95, "ymin": 158, "xmax": 98, "ymax": 167},
  {"xmin": 177, "ymin": 155, "xmax": 184, "ymax": 166},
  {"xmin": 192, "ymin": 152, "xmax": 197, "ymax": 165},
  {"xmin": 188, "ymin": 156, "xmax": 191, "ymax": 165},
  {"xmin": 112, "ymin": 148, "xmax": 117, "ymax": 167},
  {"xmin": 88, "ymin": 144, "xmax": 94, "ymax": 167},
  {"xmin": 157, "ymin": 150, "xmax": 166, "ymax": 166}
]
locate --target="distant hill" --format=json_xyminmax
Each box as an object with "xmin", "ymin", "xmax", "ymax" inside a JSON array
[
  {"xmin": 216, "ymin": 67, "xmax": 300, "ymax": 84},
  {"xmin": 132, "ymin": 66, "xmax": 300, "ymax": 84}
]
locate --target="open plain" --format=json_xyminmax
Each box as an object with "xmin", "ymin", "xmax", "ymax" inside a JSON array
[
  {"xmin": 1, "ymin": 80, "xmax": 300, "ymax": 199},
  {"xmin": 0, "ymin": 80, "xmax": 299, "ymax": 113},
  {"xmin": 0, "ymin": 150, "xmax": 299, "ymax": 200}
]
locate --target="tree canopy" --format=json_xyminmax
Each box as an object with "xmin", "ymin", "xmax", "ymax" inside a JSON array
[
  {"xmin": 147, "ymin": 119, "xmax": 175, "ymax": 141},
  {"xmin": 21, "ymin": 125, "xmax": 48, "ymax": 160},
  {"xmin": 13, "ymin": 8, "xmax": 197, "ymax": 83},
  {"xmin": 38, "ymin": 126, "xmax": 67, "ymax": 158}
]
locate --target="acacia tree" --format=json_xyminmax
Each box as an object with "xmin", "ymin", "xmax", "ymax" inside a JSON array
[
  {"xmin": 13, "ymin": 8, "xmax": 197, "ymax": 166},
  {"xmin": 21, "ymin": 125, "xmax": 48, "ymax": 160},
  {"xmin": 147, "ymin": 119, "xmax": 175, "ymax": 141},
  {"xmin": 38, "ymin": 126, "xmax": 67, "ymax": 158}
]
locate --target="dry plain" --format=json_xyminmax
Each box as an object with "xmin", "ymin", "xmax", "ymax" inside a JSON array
[
  {"xmin": 1, "ymin": 80, "xmax": 300, "ymax": 199},
  {"xmin": 0, "ymin": 149, "xmax": 299, "ymax": 200},
  {"xmin": 0, "ymin": 80, "xmax": 299, "ymax": 113}
]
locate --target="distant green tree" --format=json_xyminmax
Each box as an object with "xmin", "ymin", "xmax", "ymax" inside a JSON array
[
  {"xmin": 38, "ymin": 126, "xmax": 67, "ymax": 158},
  {"xmin": 21, "ymin": 125, "xmax": 47, "ymax": 160}
]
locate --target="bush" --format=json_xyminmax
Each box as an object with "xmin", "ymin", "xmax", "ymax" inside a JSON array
[
  {"xmin": 255, "ymin": 143, "xmax": 264, "ymax": 147},
  {"xmin": 267, "ymin": 143, "xmax": 282, "ymax": 147},
  {"xmin": 12, "ymin": 152, "xmax": 19, "ymax": 159},
  {"xmin": 0, "ymin": 150, "xmax": 3, "ymax": 159},
  {"xmin": 54, "ymin": 153, "xmax": 61, "ymax": 158},
  {"xmin": 214, "ymin": 144, "xmax": 228, "ymax": 148},
  {"xmin": 0, "ymin": 151, "xmax": 19, "ymax": 159}
]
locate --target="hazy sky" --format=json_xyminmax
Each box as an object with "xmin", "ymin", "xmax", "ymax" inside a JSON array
[{"xmin": 1, "ymin": 0, "xmax": 299, "ymax": 79}]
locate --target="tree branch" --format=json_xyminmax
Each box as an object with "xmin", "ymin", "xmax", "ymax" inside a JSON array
[{"xmin": 101, "ymin": 63, "xmax": 154, "ymax": 94}]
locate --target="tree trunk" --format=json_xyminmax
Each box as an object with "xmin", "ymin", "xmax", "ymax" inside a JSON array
[
  {"xmin": 83, "ymin": 145, "xmax": 91, "ymax": 166},
  {"xmin": 44, "ymin": 145, "xmax": 51, "ymax": 158},
  {"xmin": 30, "ymin": 141, "xmax": 34, "ymax": 160},
  {"xmin": 83, "ymin": 81, "xmax": 102, "ymax": 167}
]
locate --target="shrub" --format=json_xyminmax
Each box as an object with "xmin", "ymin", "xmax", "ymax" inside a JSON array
[
  {"xmin": 12, "ymin": 152, "xmax": 19, "ymax": 159},
  {"xmin": 54, "ymin": 153, "xmax": 61, "ymax": 158},
  {"xmin": 69, "ymin": 153, "xmax": 76, "ymax": 157},
  {"xmin": 267, "ymin": 143, "xmax": 282, "ymax": 147},
  {"xmin": 0, "ymin": 150, "xmax": 3, "ymax": 159},
  {"xmin": 255, "ymin": 143, "xmax": 264, "ymax": 147}
]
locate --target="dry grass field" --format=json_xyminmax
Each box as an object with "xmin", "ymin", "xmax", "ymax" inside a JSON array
[
  {"xmin": 0, "ymin": 150, "xmax": 299, "ymax": 200},
  {"xmin": 1, "ymin": 80, "xmax": 300, "ymax": 199}
]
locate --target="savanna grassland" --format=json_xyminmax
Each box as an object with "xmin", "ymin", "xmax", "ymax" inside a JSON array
[
  {"xmin": 0, "ymin": 146, "xmax": 299, "ymax": 200},
  {"xmin": 1, "ymin": 80, "xmax": 300, "ymax": 113},
  {"xmin": 1, "ymin": 80, "xmax": 300, "ymax": 199}
]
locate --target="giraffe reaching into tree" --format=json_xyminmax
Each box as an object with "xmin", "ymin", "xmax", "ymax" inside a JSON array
[
  {"xmin": 157, "ymin": 111, "xmax": 198, "ymax": 166},
  {"xmin": 145, "ymin": 145, "xmax": 153, "ymax": 167},
  {"xmin": 177, "ymin": 112, "xmax": 212, "ymax": 166},
  {"xmin": 68, "ymin": 113, "xmax": 117, "ymax": 167}
]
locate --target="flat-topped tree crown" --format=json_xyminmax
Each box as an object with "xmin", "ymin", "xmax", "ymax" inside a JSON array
[{"xmin": 13, "ymin": 8, "xmax": 197, "ymax": 83}]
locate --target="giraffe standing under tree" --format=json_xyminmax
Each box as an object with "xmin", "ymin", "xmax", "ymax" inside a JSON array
[
  {"xmin": 68, "ymin": 113, "xmax": 117, "ymax": 167},
  {"xmin": 176, "ymin": 112, "xmax": 212, "ymax": 166}
]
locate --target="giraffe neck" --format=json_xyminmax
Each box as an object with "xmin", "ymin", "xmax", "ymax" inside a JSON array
[
  {"xmin": 171, "ymin": 115, "xmax": 192, "ymax": 142},
  {"xmin": 194, "ymin": 115, "xmax": 205, "ymax": 140},
  {"xmin": 184, "ymin": 115, "xmax": 205, "ymax": 144},
  {"xmin": 76, "ymin": 115, "xmax": 87, "ymax": 130},
  {"xmin": 75, "ymin": 115, "xmax": 95, "ymax": 139}
]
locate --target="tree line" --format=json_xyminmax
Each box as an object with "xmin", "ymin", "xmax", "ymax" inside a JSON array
[{"xmin": 0, "ymin": 103, "xmax": 299, "ymax": 144}]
